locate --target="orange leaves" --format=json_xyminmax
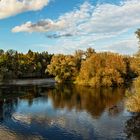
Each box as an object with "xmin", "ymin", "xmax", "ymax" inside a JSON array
[
  {"xmin": 76, "ymin": 52, "xmax": 129, "ymax": 87},
  {"xmin": 48, "ymin": 48, "xmax": 136, "ymax": 87},
  {"xmin": 47, "ymin": 54, "xmax": 79, "ymax": 83}
]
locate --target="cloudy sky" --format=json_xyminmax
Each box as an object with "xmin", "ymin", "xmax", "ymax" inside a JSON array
[{"xmin": 0, "ymin": 0, "xmax": 140, "ymax": 54}]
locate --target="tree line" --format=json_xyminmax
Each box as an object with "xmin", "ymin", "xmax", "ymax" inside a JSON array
[
  {"xmin": 1, "ymin": 29, "xmax": 140, "ymax": 88},
  {"xmin": 47, "ymin": 29, "xmax": 140, "ymax": 87},
  {"xmin": 47, "ymin": 49, "xmax": 138, "ymax": 87},
  {"xmin": 0, "ymin": 49, "xmax": 53, "ymax": 79},
  {"xmin": 125, "ymin": 29, "xmax": 140, "ymax": 112}
]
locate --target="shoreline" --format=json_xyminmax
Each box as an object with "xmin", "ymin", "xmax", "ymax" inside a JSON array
[{"xmin": 0, "ymin": 78, "xmax": 56, "ymax": 86}]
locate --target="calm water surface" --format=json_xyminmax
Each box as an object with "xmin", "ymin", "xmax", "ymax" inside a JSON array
[{"xmin": 0, "ymin": 79, "xmax": 139, "ymax": 140}]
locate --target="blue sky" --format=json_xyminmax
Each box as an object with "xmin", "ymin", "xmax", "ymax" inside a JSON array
[{"xmin": 0, "ymin": 0, "xmax": 140, "ymax": 54}]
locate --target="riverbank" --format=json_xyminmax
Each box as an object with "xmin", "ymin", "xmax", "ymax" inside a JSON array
[{"xmin": 0, "ymin": 78, "xmax": 56, "ymax": 86}]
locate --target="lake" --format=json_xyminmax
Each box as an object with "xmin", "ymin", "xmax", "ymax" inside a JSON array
[{"xmin": 0, "ymin": 79, "xmax": 139, "ymax": 140}]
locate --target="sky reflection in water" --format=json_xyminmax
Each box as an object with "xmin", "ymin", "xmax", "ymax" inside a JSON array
[{"xmin": 0, "ymin": 81, "xmax": 139, "ymax": 140}]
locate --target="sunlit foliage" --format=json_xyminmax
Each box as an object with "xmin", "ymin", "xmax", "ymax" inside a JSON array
[
  {"xmin": 76, "ymin": 52, "xmax": 134, "ymax": 87},
  {"xmin": 0, "ymin": 45, "xmax": 138, "ymax": 88},
  {"xmin": 47, "ymin": 54, "xmax": 78, "ymax": 83},
  {"xmin": 47, "ymin": 48, "xmax": 136, "ymax": 86},
  {"xmin": 122, "ymin": 29, "xmax": 140, "ymax": 112},
  {"xmin": 126, "ymin": 77, "xmax": 140, "ymax": 112}
]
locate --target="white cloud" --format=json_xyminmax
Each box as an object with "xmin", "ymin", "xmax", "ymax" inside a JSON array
[
  {"xmin": 12, "ymin": 2, "xmax": 93, "ymax": 33},
  {"xmin": 33, "ymin": 36, "xmax": 138, "ymax": 55},
  {"xmin": 102, "ymin": 37, "xmax": 139, "ymax": 55},
  {"xmin": 0, "ymin": 0, "xmax": 49, "ymax": 19},
  {"xmin": 12, "ymin": 0, "xmax": 140, "ymax": 35},
  {"xmin": 80, "ymin": 0, "xmax": 140, "ymax": 34},
  {"xmin": 11, "ymin": 0, "xmax": 140, "ymax": 54}
]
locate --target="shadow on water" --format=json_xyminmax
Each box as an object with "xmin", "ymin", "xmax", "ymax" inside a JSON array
[{"xmin": 0, "ymin": 82, "xmax": 139, "ymax": 140}]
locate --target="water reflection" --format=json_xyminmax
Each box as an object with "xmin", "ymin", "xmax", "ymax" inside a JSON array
[
  {"xmin": 125, "ymin": 113, "xmax": 140, "ymax": 140},
  {"xmin": 0, "ymin": 83, "xmax": 138, "ymax": 140},
  {"xmin": 47, "ymin": 84, "xmax": 125, "ymax": 118}
]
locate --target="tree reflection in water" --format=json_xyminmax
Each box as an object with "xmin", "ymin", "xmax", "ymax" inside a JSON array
[
  {"xmin": 47, "ymin": 84, "xmax": 125, "ymax": 118},
  {"xmin": 0, "ymin": 84, "xmax": 139, "ymax": 140},
  {"xmin": 0, "ymin": 85, "xmax": 42, "ymax": 122},
  {"xmin": 0, "ymin": 84, "xmax": 126, "ymax": 120}
]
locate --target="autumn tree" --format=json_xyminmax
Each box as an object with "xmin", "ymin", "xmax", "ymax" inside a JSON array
[
  {"xmin": 47, "ymin": 54, "xmax": 78, "ymax": 83},
  {"xmin": 76, "ymin": 52, "xmax": 132, "ymax": 87}
]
